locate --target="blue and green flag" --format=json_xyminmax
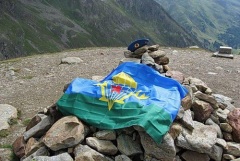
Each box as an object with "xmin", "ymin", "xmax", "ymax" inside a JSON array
[{"xmin": 57, "ymin": 62, "xmax": 188, "ymax": 143}]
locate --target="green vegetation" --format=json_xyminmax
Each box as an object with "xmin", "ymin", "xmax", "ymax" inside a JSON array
[
  {"xmin": 22, "ymin": 118, "xmax": 31, "ymax": 126},
  {"xmin": 0, "ymin": 129, "xmax": 10, "ymax": 137},
  {"xmin": 155, "ymin": 0, "xmax": 240, "ymax": 52},
  {"xmin": 0, "ymin": 0, "xmax": 198, "ymax": 60}
]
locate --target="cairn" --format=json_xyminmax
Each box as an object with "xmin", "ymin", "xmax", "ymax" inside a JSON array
[{"xmin": 11, "ymin": 47, "xmax": 240, "ymax": 161}]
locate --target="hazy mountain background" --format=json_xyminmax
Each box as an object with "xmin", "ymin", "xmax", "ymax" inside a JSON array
[
  {"xmin": 155, "ymin": 0, "xmax": 240, "ymax": 52},
  {"xmin": 0, "ymin": 0, "xmax": 239, "ymax": 60}
]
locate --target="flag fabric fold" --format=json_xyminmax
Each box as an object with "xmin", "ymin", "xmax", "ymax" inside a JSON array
[{"xmin": 57, "ymin": 62, "xmax": 188, "ymax": 143}]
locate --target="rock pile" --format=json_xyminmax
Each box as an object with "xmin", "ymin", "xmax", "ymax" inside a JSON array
[{"xmin": 11, "ymin": 46, "xmax": 240, "ymax": 161}]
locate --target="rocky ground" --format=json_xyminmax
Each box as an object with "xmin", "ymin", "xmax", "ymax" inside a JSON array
[{"xmin": 0, "ymin": 46, "xmax": 240, "ymax": 147}]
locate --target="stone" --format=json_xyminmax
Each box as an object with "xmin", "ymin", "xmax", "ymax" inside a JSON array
[
  {"xmin": 205, "ymin": 118, "xmax": 223, "ymax": 138},
  {"xmin": 117, "ymin": 134, "xmax": 142, "ymax": 156},
  {"xmin": 21, "ymin": 146, "xmax": 50, "ymax": 161},
  {"xmin": 165, "ymin": 71, "xmax": 184, "ymax": 83},
  {"xmin": 115, "ymin": 155, "xmax": 132, "ymax": 161},
  {"xmin": 227, "ymin": 108, "xmax": 240, "ymax": 142},
  {"xmin": 46, "ymin": 104, "xmax": 63, "ymax": 123},
  {"xmin": 176, "ymin": 121, "xmax": 218, "ymax": 154},
  {"xmin": 140, "ymin": 132, "xmax": 176, "ymax": 161},
  {"xmin": 13, "ymin": 136, "xmax": 26, "ymax": 158},
  {"xmin": 74, "ymin": 144, "xmax": 110, "ymax": 161},
  {"xmin": 226, "ymin": 142, "xmax": 240, "ymax": 157},
  {"xmin": 22, "ymin": 152, "xmax": 73, "ymax": 161},
  {"xmin": 223, "ymin": 132, "xmax": 233, "ymax": 141},
  {"xmin": 25, "ymin": 137, "xmax": 44, "ymax": 157},
  {"xmin": 181, "ymin": 94, "xmax": 192, "ymax": 111},
  {"xmin": 216, "ymin": 138, "xmax": 228, "ymax": 150},
  {"xmin": 213, "ymin": 94, "xmax": 235, "ymax": 111},
  {"xmin": 43, "ymin": 116, "xmax": 86, "ymax": 151},
  {"xmin": 124, "ymin": 51, "xmax": 134, "ymax": 58},
  {"xmin": 61, "ymin": 57, "xmax": 83, "ymax": 64},
  {"xmin": 220, "ymin": 123, "xmax": 233, "ymax": 133},
  {"xmin": 148, "ymin": 50, "xmax": 166, "ymax": 58},
  {"xmin": 207, "ymin": 145, "xmax": 223, "ymax": 161},
  {"xmin": 119, "ymin": 58, "xmax": 141, "ymax": 65},
  {"xmin": 23, "ymin": 114, "xmax": 52, "ymax": 141},
  {"xmin": 148, "ymin": 45, "xmax": 160, "ymax": 51},
  {"xmin": 189, "ymin": 77, "xmax": 211, "ymax": 93},
  {"xmin": 180, "ymin": 109, "xmax": 194, "ymax": 130},
  {"xmin": 133, "ymin": 46, "xmax": 148, "ymax": 57},
  {"xmin": 215, "ymin": 108, "xmax": 230, "ymax": 123},
  {"xmin": 181, "ymin": 150, "xmax": 210, "ymax": 161},
  {"xmin": 95, "ymin": 130, "xmax": 116, "ymax": 141},
  {"xmin": 192, "ymin": 100, "xmax": 213, "ymax": 122},
  {"xmin": 92, "ymin": 75, "xmax": 104, "ymax": 82},
  {"xmin": 194, "ymin": 91, "xmax": 219, "ymax": 109},
  {"xmin": 223, "ymin": 154, "xmax": 236, "ymax": 160},
  {"xmin": 0, "ymin": 148, "xmax": 13, "ymax": 161},
  {"xmin": 86, "ymin": 137, "xmax": 118, "ymax": 155},
  {"xmin": 168, "ymin": 123, "xmax": 182, "ymax": 140},
  {"xmin": 154, "ymin": 56, "xmax": 169, "ymax": 65},
  {"xmin": 26, "ymin": 115, "xmax": 42, "ymax": 131},
  {"xmin": 0, "ymin": 104, "xmax": 18, "ymax": 131}
]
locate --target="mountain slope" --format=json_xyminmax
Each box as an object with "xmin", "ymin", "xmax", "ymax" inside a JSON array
[
  {"xmin": 0, "ymin": 0, "xmax": 199, "ymax": 60},
  {"xmin": 155, "ymin": 0, "xmax": 240, "ymax": 51}
]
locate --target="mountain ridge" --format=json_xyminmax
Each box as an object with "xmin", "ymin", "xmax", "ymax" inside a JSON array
[{"xmin": 0, "ymin": 0, "xmax": 199, "ymax": 60}]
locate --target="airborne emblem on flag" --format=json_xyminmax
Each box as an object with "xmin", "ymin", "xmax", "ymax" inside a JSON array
[{"xmin": 97, "ymin": 72, "xmax": 149, "ymax": 110}]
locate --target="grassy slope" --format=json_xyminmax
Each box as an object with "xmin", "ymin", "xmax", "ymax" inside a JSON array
[
  {"xmin": 155, "ymin": 0, "xmax": 240, "ymax": 52},
  {"xmin": 0, "ymin": 0, "xmax": 198, "ymax": 60}
]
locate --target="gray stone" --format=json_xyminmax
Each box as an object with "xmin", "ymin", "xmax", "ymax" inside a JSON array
[
  {"xmin": 0, "ymin": 104, "xmax": 18, "ymax": 131},
  {"xmin": 180, "ymin": 109, "xmax": 194, "ymax": 130},
  {"xmin": 117, "ymin": 134, "xmax": 142, "ymax": 156},
  {"xmin": 213, "ymin": 94, "xmax": 235, "ymax": 111},
  {"xmin": 74, "ymin": 144, "xmax": 110, "ymax": 161},
  {"xmin": 223, "ymin": 154, "xmax": 236, "ymax": 160},
  {"xmin": 21, "ymin": 146, "xmax": 50, "ymax": 161},
  {"xmin": 115, "ymin": 155, "xmax": 132, "ymax": 161},
  {"xmin": 215, "ymin": 108, "xmax": 230, "ymax": 123},
  {"xmin": 133, "ymin": 46, "xmax": 148, "ymax": 56},
  {"xmin": 181, "ymin": 150, "xmax": 210, "ymax": 161},
  {"xmin": 206, "ymin": 145, "xmax": 223, "ymax": 161},
  {"xmin": 140, "ymin": 132, "xmax": 176, "ymax": 161},
  {"xmin": 92, "ymin": 76, "xmax": 104, "ymax": 82},
  {"xmin": 148, "ymin": 45, "xmax": 160, "ymax": 52},
  {"xmin": 86, "ymin": 137, "xmax": 118, "ymax": 155},
  {"xmin": 119, "ymin": 58, "xmax": 141, "ymax": 65},
  {"xmin": 205, "ymin": 118, "xmax": 223, "ymax": 138},
  {"xmin": 95, "ymin": 130, "xmax": 116, "ymax": 141},
  {"xmin": 61, "ymin": 57, "xmax": 83, "ymax": 64},
  {"xmin": 176, "ymin": 121, "xmax": 217, "ymax": 154},
  {"xmin": 189, "ymin": 77, "xmax": 211, "ymax": 93},
  {"xmin": 23, "ymin": 114, "xmax": 52, "ymax": 141},
  {"xmin": 43, "ymin": 116, "xmax": 86, "ymax": 151},
  {"xmin": 226, "ymin": 142, "xmax": 240, "ymax": 157},
  {"xmin": 23, "ymin": 152, "xmax": 73, "ymax": 161},
  {"xmin": 216, "ymin": 138, "xmax": 228, "ymax": 150}
]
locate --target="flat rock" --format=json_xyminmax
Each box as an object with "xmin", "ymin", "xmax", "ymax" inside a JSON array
[
  {"xmin": 74, "ymin": 144, "xmax": 111, "ymax": 161},
  {"xmin": 61, "ymin": 57, "xmax": 83, "ymax": 64},
  {"xmin": 0, "ymin": 104, "xmax": 18, "ymax": 131},
  {"xmin": 43, "ymin": 116, "xmax": 86, "ymax": 151},
  {"xmin": 86, "ymin": 137, "xmax": 118, "ymax": 155}
]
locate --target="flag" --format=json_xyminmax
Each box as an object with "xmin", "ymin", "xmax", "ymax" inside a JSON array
[{"xmin": 57, "ymin": 62, "xmax": 188, "ymax": 143}]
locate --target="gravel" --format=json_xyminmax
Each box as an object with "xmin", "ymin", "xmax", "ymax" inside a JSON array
[{"xmin": 0, "ymin": 47, "xmax": 239, "ymax": 145}]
